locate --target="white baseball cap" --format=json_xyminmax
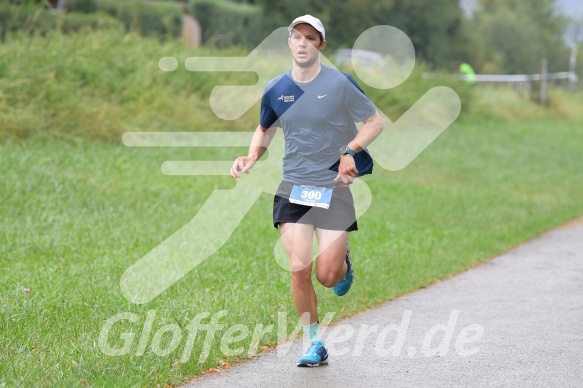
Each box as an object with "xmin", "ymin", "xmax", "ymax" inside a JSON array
[{"xmin": 288, "ymin": 14, "xmax": 325, "ymax": 40}]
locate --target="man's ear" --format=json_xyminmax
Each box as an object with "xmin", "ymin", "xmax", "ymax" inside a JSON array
[{"xmin": 319, "ymin": 39, "xmax": 326, "ymax": 51}]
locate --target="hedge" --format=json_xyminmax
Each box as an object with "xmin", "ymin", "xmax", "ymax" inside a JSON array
[
  {"xmin": 0, "ymin": 1, "xmax": 184, "ymax": 40},
  {"xmin": 189, "ymin": 0, "xmax": 263, "ymax": 48}
]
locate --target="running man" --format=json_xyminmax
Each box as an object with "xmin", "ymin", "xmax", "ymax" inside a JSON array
[{"xmin": 230, "ymin": 14, "xmax": 383, "ymax": 366}]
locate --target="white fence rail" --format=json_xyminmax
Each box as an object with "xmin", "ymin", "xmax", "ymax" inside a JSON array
[
  {"xmin": 422, "ymin": 70, "xmax": 578, "ymax": 105},
  {"xmin": 422, "ymin": 71, "xmax": 578, "ymax": 83}
]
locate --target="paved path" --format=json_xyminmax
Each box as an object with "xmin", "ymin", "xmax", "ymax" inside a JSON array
[{"xmin": 186, "ymin": 218, "xmax": 583, "ymax": 387}]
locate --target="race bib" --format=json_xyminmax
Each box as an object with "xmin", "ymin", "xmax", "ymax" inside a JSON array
[{"xmin": 289, "ymin": 185, "xmax": 333, "ymax": 209}]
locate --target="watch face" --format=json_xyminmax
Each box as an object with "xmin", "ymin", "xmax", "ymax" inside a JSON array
[{"xmin": 340, "ymin": 145, "xmax": 347, "ymax": 155}]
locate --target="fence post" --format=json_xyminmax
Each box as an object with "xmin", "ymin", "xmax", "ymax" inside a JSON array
[
  {"xmin": 57, "ymin": 0, "xmax": 67, "ymax": 11},
  {"xmin": 568, "ymin": 47, "xmax": 577, "ymax": 90},
  {"xmin": 540, "ymin": 58, "xmax": 548, "ymax": 105}
]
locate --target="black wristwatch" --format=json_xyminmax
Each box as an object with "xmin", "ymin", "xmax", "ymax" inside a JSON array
[{"xmin": 340, "ymin": 145, "xmax": 356, "ymax": 157}]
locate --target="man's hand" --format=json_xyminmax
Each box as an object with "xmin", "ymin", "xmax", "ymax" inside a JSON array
[
  {"xmin": 230, "ymin": 156, "xmax": 257, "ymax": 178},
  {"xmin": 334, "ymin": 154, "xmax": 358, "ymax": 184}
]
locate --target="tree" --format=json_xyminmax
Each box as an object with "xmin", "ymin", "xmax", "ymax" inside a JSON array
[
  {"xmin": 381, "ymin": 0, "xmax": 467, "ymax": 69},
  {"xmin": 258, "ymin": 0, "xmax": 468, "ymax": 69},
  {"xmin": 469, "ymin": 0, "xmax": 569, "ymax": 73}
]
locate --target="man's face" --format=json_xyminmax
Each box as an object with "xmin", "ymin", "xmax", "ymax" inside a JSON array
[{"xmin": 288, "ymin": 23, "xmax": 326, "ymax": 68}]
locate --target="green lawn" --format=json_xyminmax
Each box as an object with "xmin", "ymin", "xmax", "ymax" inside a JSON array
[{"xmin": 1, "ymin": 114, "xmax": 583, "ymax": 386}]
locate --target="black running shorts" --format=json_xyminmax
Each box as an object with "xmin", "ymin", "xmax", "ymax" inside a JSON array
[{"xmin": 273, "ymin": 181, "xmax": 358, "ymax": 231}]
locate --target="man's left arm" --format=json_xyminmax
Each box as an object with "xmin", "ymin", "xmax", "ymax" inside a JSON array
[{"xmin": 336, "ymin": 111, "xmax": 384, "ymax": 183}]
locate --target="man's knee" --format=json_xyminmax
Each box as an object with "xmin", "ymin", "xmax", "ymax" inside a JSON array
[
  {"xmin": 317, "ymin": 273, "xmax": 338, "ymax": 288},
  {"xmin": 316, "ymin": 266, "xmax": 343, "ymax": 288},
  {"xmin": 291, "ymin": 265, "xmax": 312, "ymax": 283}
]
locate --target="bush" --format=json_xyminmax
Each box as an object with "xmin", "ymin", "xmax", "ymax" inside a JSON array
[
  {"xmin": 0, "ymin": 3, "xmax": 45, "ymax": 38},
  {"xmin": 67, "ymin": 0, "xmax": 99, "ymax": 14},
  {"xmin": 61, "ymin": 11, "xmax": 122, "ymax": 33},
  {"xmin": 189, "ymin": 0, "xmax": 262, "ymax": 48},
  {"xmin": 0, "ymin": 3, "xmax": 122, "ymax": 39},
  {"xmin": 95, "ymin": 0, "xmax": 184, "ymax": 39},
  {"xmin": 0, "ymin": 1, "xmax": 184, "ymax": 40}
]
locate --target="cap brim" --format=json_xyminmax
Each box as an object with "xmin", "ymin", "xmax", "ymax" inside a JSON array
[{"xmin": 288, "ymin": 22, "xmax": 324, "ymax": 39}]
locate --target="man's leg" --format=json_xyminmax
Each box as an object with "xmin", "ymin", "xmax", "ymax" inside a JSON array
[
  {"xmin": 279, "ymin": 222, "xmax": 317, "ymax": 325},
  {"xmin": 314, "ymin": 229, "xmax": 349, "ymax": 288},
  {"xmin": 280, "ymin": 222, "xmax": 330, "ymax": 366}
]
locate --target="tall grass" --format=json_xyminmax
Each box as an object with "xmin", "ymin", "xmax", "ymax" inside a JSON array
[
  {"xmin": 2, "ymin": 27, "xmax": 579, "ymax": 143},
  {"xmin": 0, "ymin": 28, "xmax": 256, "ymax": 141}
]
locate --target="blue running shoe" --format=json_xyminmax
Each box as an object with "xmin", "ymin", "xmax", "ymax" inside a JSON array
[
  {"xmin": 333, "ymin": 245, "xmax": 353, "ymax": 296},
  {"xmin": 296, "ymin": 341, "xmax": 328, "ymax": 367}
]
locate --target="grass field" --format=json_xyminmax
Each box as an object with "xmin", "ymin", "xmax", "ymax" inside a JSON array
[
  {"xmin": 2, "ymin": 28, "xmax": 583, "ymax": 387},
  {"xmin": 2, "ymin": 114, "xmax": 583, "ymax": 386}
]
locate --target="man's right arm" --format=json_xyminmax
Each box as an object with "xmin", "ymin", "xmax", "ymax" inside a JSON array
[{"xmin": 230, "ymin": 125, "xmax": 276, "ymax": 178}]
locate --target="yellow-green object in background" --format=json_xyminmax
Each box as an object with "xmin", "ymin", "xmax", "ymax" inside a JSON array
[{"xmin": 459, "ymin": 63, "xmax": 476, "ymax": 84}]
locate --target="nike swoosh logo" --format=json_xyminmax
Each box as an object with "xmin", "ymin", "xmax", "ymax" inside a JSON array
[{"xmin": 317, "ymin": 94, "xmax": 328, "ymax": 99}]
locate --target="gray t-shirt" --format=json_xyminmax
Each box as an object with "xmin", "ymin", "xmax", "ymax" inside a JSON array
[{"xmin": 260, "ymin": 65, "xmax": 376, "ymax": 186}]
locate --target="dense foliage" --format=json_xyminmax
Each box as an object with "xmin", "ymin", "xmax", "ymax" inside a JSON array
[{"xmin": 1, "ymin": 0, "xmax": 581, "ymax": 75}]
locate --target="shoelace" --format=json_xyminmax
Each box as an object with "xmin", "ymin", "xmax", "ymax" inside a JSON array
[{"xmin": 307, "ymin": 342, "xmax": 322, "ymax": 356}]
